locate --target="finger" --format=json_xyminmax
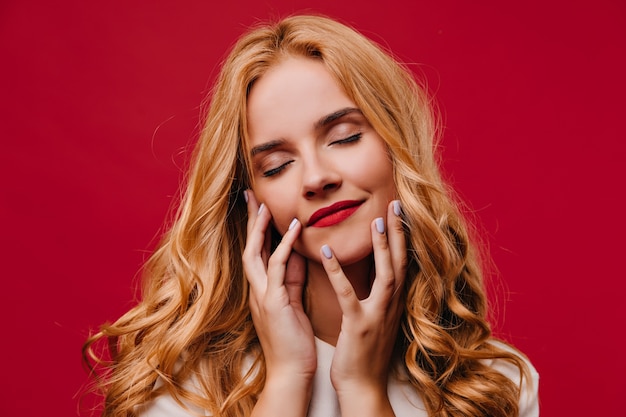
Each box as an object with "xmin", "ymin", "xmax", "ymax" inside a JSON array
[
  {"xmin": 387, "ymin": 200, "xmax": 408, "ymax": 292},
  {"xmin": 245, "ymin": 189, "xmax": 260, "ymax": 236},
  {"xmin": 284, "ymin": 250, "xmax": 306, "ymax": 306},
  {"xmin": 369, "ymin": 216, "xmax": 396, "ymax": 306},
  {"xmin": 261, "ymin": 207, "xmax": 272, "ymax": 265},
  {"xmin": 242, "ymin": 200, "xmax": 273, "ymax": 289},
  {"xmin": 243, "ymin": 202, "xmax": 271, "ymax": 258},
  {"xmin": 265, "ymin": 217, "xmax": 302, "ymax": 289},
  {"xmin": 320, "ymin": 244, "xmax": 360, "ymax": 316},
  {"xmin": 245, "ymin": 190, "xmax": 271, "ymax": 265}
]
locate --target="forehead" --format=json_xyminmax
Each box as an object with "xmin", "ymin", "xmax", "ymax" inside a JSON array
[{"xmin": 246, "ymin": 57, "xmax": 356, "ymax": 144}]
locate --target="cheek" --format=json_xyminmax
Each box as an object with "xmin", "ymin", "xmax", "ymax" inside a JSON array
[
  {"xmin": 351, "ymin": 152, "xmax": 395, "ymax": 193},
  {"xmin": 373, "ymin": 150, "xmax": 395, "ymax": 192},
  {"xmin": 253, "ymin": 183, "xmax": 296, "ymax": 233}
]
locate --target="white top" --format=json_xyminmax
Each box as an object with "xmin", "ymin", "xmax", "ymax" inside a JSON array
[{"xmin": 138, "ymin": 338, "xmax": 539, "ymax": 417}]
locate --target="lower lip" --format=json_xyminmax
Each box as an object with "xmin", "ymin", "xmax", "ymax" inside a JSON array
[{"xmin": 310, "ymin": 205, "xmax": 361, "ymax": 227}]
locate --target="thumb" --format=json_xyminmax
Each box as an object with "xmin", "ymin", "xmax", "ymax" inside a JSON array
[{"xmin": 284, "ymin": 251, "xmax": 307, "ymax": 306}]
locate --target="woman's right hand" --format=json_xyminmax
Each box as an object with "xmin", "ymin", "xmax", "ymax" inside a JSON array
[{"xmin": 242, "ymin": 190, "xmax": 316, "ymax": 416}]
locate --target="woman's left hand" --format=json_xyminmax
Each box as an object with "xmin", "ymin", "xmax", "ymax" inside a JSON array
[{"xmin": 322, "ymin": 200, "xmax": 407, "ymax": 417}]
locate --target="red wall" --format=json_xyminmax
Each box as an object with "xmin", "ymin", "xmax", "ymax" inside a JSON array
[{"xmin": 1, "ymin": 1, "xmax": 624, "ymax": 415}]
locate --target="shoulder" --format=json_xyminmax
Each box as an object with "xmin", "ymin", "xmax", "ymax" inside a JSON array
[
  {"xmin": 135, "ymin": 375, "xmax": 210, "ymax": 417},
  {"xmin": 135, "ymin": 352, "xmax": 258, "ymax": 417},
  {"xmin": 136, "ymin": 395, "xmax": 208, "ymax": 417},
  {"xmin": 486, "ymin": 339, "xmax": 540, "ymax": 417}
]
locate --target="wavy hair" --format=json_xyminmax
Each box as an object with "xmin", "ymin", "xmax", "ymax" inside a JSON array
[{"xmin": 84, "ymin": 15, "xmax": 531, "ymax": 417}]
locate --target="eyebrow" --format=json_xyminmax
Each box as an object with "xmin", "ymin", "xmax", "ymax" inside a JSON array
[
  {"xmin": 250, "ymin": 107, "xmax": 363, "ymax": 157},
  {"xmin": 314, "ymin": 107, "xmax": 362, "ymax": 129},
  {"xmin": 250, "ymin": 139, "xmax": 286, "ymax": 156}
]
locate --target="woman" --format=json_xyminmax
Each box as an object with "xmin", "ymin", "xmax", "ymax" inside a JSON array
[{"xmin": 84, "ymin": 15, "xmax": 539, "ymax": 417}]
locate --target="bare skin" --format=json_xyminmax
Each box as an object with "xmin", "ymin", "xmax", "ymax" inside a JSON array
[
  {"xmin": 242, "ymin": 57, "xmax": 407, "ymax": 416},
  {"xmin": 243, "ymin": 193, "xmax": 406, "ymax": 417}
]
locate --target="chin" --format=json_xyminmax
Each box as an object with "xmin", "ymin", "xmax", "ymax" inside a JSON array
[
  {"xmin": 330, "ymin": 229, "xmax": 374, "ymax": 265},
  {"xmin": 292, "ymin": 240, "xmax": 372, "ymax": 266},
  {"xmin": 332, "ymin": 248, "xmax": 373, "ymax": 266}
]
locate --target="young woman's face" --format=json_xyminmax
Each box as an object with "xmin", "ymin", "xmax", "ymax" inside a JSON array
[{"xmin": 246, "ymin": 57, "xmax": 395, "ymax": 265}]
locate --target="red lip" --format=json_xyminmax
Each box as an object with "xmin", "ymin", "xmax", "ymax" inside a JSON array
[{"xmin": 307, "ymin": 200, "xmax": 363, "ymax": 227}]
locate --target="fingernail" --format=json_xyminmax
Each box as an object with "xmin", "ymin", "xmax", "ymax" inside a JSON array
[
  {"xmin": 257, "ymin": 203, "xmax": 265, "ymax": 215},
  {"xmin": 288, "ymin": 218, "xmax": 299, "ymax": 230},
  {"xmin": 375, "ymin": 217, "xmax": 385, "ymax": 234},
  {"xmin": 243, "ymin": 190, "xmax": 249, "ymax": 203},
  {"xmin": 393, "ymin": 200, "xmax": 401, "ymax": 216},
  {"xmin": 321, "ymin": 244, "xmax": 332, "ymax": 259}
]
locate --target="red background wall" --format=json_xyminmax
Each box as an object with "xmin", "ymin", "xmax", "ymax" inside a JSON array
[{"xmin": 1, "ymin": 1, "xmax": 624, "ymax": 415}]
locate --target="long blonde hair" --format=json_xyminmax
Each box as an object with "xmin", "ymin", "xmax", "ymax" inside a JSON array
[{"xmin": 84, "ymin": 14, "xmax": 530, "ymax": 417}]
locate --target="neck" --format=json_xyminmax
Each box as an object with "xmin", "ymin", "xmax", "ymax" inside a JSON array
[{"xmin": 305, "ymin": 255, "xmax": 373, "ymax": 346}]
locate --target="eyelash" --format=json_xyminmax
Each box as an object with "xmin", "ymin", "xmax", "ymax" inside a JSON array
[
  {"xmin": 263, "ymin": 161, "xmax": 293, "ymax": 177},
  {"xmin": 262, "ymin": 132, "xmax": 362, "ymax": 177},
  {"xmin": 330, "ymin": 132, "xmax": 362, "ymax": 146}
]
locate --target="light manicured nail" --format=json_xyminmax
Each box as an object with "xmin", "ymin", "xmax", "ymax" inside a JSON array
[
  {"xmin": 288, "ymin": 218, "xmax": 299, "ymax": 230},
  {"xmin": 257, "ymin": 203, "xmax": 265, "ymax": 215},
  {"xmin": 375, "ymin": 217, "xmax": 385, "ymax": 234},
  {"xmin": 243, "ymin": 190, "xmax": 249, "ymax": 203},
  {"xmin": 393, "ymin": 200, "xmax": 401, "ymax": 216},
  {"xmin": 321, "ymin": 244, "xmax": 332, "ymax": 259}
]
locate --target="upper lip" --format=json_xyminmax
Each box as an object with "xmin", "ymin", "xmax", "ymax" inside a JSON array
[{"xmin": 307, "ymin": 200, "xmax": 363, "ymax": 226}]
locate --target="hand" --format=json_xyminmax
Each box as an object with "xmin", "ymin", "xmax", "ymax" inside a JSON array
[
  {"xmin": 242, "ymin": 191, "xmax": 316, "ymax": 416},
  {"xmin": 321, "ymin": 200, "xmax": 407, "ymax": 416}
]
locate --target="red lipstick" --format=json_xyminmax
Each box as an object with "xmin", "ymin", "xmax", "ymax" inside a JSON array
[{"xmin": 307, "ymin": 200, "xmax": 363, "ymax": 227}]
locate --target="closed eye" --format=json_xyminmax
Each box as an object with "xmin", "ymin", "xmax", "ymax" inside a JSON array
[
  {"xmin": 330, "ymin": 132, "xmax": 362, "ymax": 146},
  {"xmin": 263, "ymin": 160, "xmax": 293, "ymax": 177}
]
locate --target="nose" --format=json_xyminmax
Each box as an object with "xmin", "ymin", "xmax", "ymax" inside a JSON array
[{"xmin": 301, "ymin": 153, "xmax": 341, "ymax": 199}]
